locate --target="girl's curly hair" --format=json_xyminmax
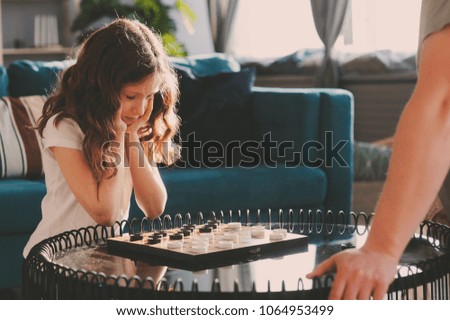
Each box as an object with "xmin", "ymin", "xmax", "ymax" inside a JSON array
[{"xmin": 38, "ymin": 18, "xmax": 180, "ymax": 181}]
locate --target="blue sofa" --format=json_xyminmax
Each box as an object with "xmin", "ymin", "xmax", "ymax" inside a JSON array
[{"xmin": 0, "ymin": 54, "xmax": 354, "ymax": 290}]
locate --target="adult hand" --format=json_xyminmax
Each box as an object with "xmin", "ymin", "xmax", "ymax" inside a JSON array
[{"xmin": 306, "ymin": 247, "xmax": 398, "ymax": 300}]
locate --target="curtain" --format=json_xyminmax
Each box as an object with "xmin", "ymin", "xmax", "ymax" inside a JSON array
[
  {"xmin": 310, "ymin": 0, "xmax": 349, "ymax": 87},
  {"xmin": 207, "ymin": 0, "xmax": 239, "ymax": 52}
]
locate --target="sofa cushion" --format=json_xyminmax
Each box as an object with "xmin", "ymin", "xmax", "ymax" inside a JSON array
[
  {"xmin": 0, "ymin": 179, "xmax": 46, "ymax": 234},
  {"xmin": 176, "ymin": 67, "xmax": 256, "ymax": 167},
  {"xmin": 170, "ymin": 53, "xmax": 240, "ymax": 77},
  {"xmin": 7, "ymin": 60, "xmax": 75, "ymax": 97},
  {"xmin": 250, "ymin": 89, "xmax": 321, "ymax": 164},
  {"xmin": 0, "ymin": 234, "xmax": 30, "ymax": 288},
  {"xmin": 0, "ymin": 96, "xmax": 46, "ymax": 179},
  {"xmin": 158, "ymin": 165, "xmax": 327, "ymax": 214},
  {"xmin": 6, "ymin": 55, "xmax": 235, "ymax": 99},
  {"xmin": 0, "ymin": 66, "xmax": 8, "ymax": 97}
]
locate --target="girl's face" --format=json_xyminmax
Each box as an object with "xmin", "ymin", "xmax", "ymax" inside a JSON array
[{"xmin": 119, "ymin": 74, "xmax": 161, "ymax": 126}]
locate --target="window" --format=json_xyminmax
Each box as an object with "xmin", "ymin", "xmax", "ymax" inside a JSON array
[
  {"xmin": 338, "ymin": 0, "xmax": 422, "ymax": 53},
  {"xmin": 228, "ymin": 0, "xmax": 422, "ymax": 59},
  {"xmin": 228, "ymin": 0, "xmax": 320, "ymax": 59}
]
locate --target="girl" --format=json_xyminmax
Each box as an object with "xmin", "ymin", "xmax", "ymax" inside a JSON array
[{"xmin": 23, "ymin": 18, "xmax": 180, "ymax": 258}]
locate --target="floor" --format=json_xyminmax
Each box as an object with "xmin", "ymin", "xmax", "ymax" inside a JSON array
[{"xmin": 0, "ymin": 287, "xmax": 21, "ymax": 300}]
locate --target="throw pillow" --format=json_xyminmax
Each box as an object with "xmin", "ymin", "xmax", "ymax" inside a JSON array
[
  {"xmin": 7, "ymin": 60, "xmax": 75, "ymax": 97},
  {"xmin": 170, "ymin": 53, "xmax": 241, "ymax": 77},
  {"xmin": 175, "ymin": 67, "xmax": 256, "ymax": 168},
  {"xmin": 353, "ymin": 141, "xmax": 391, "ymax": 181},
  {"xmin": 0, "ymin": 95, "xmax": 46, "ymax": 179}
]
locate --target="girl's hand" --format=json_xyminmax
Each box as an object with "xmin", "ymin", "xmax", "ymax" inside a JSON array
[
  {"xmin": 115, "ymin": 105, "xmax": 128, "ymax": 134},
  {"xmin": 306, "ymin": 247, "xmax": 398, "ymax": 300},
  {"xmin": 125, "ymin": 105, "xmax": 153, "ymax": 140}
]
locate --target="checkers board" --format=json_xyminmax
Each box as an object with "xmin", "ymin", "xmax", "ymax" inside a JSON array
[{"xmin": 107, "ymin": 221, "xmax": 309, "ymax": 270}]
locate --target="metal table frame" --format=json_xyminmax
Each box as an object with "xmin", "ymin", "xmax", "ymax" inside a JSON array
[{"xmin": 23, "ymin": 210, "xmax": 450, "ymax": 299}]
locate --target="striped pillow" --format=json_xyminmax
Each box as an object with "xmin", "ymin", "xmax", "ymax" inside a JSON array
[{"xmin": 0, "ymin": 96, "xmax": 46, "ymax": 179}]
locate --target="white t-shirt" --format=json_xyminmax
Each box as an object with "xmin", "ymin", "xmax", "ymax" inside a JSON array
[{"xmin": 23, "ymin": 114, "xmax": 130, "ymax": 258}]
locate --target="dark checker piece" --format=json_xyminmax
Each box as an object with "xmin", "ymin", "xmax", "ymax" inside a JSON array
[
  {"xmin": 169, "ymin": 233, "xmax": 184, "ymax": 240},
  {"xmin": 206, "ymin": 223, "xmax": 218, "ymax": 230},
  {"xmin": 199, "ymin": 226, "xmax": 213, "ymax": 233},
  {"xmin": 154, "ymin": 231, "xmax": 167, "ymax": 237},
  {"xmin": 180, "ymin": 229, "xmax": 192, "ymax": 237},
  {"xmin": 147, "ymin": 237, "xmax": 162, "ymax": 244},
  {"xmin": 150, "ymin": 234, "xmax": 163, "ymax": 240},
  {"xmin": 182, "ymin": 224, "xmax": 196, "ymax": 232},
  {"xmin": 129, "ymin": 233, "xmax": 143, "ymax": 241}
]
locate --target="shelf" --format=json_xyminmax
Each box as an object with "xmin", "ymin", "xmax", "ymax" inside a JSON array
[{"xmin": 0, "ymin": 0, "xmax": 77, "ymax": 65}]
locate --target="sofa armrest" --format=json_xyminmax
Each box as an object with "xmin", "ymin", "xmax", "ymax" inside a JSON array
[
  {"xmin": 316, "ymin": 89, "xmax": 354, "ymax": 214},
  {"xmin": 0, "ymin": 66, "xmax": 9, "ymax": 97},
  {"xmin": 249, "ymin": 87, "xmax": 354, "ymax": 214}
]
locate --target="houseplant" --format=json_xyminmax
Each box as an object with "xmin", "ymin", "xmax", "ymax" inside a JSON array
[{"xmin": 71, "ymin": 0, "xmax": 195, "ymax": 56}]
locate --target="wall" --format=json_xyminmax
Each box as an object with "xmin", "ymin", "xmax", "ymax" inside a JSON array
[
  {"xmin": 165, "ymin": 0, "xmax": 214, "ymax": 55},
  {"xmin": 2, "ymin": 2, "xmax": 63, "ymax": 49},
  {"xmin": 341, "ymin": 73, "xmax": 416, "ymax": 142}
]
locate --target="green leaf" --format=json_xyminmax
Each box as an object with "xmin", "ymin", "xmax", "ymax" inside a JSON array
[
  {"xmin": 176, "ymin": 0, "xmax": 196, "ymax": 23},
  {"xmin": 162, "ymin": 33, "xmax": 187, "ymax": 57},
  {"xmin": 72, "ymin": 0, "xmax": 192, "ymax": 56}
]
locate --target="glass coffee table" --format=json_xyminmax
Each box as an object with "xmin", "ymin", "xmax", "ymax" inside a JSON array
[{"xmin": 23, "ymin": 210, "xmax": 450, "ymax": 299}]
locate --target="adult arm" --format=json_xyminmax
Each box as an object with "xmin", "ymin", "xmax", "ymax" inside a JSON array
[{"xmin": 307, "ymin": 25, "xmax": 450, "ymax": 300}]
